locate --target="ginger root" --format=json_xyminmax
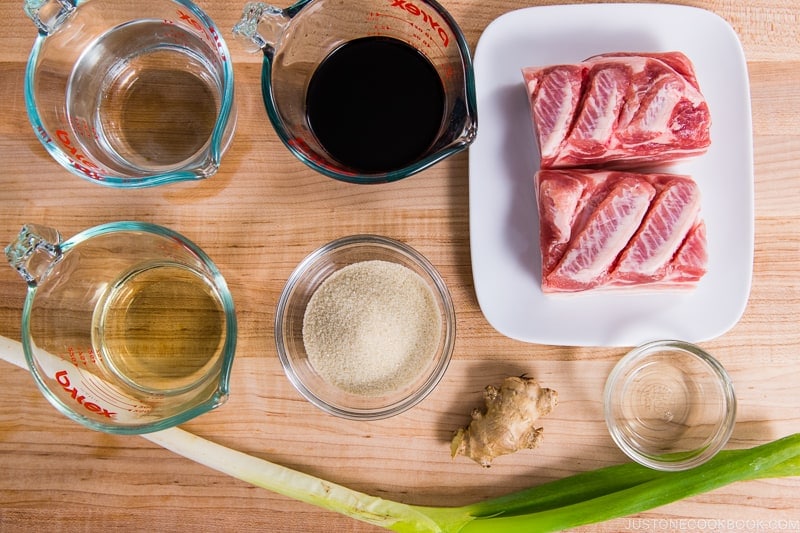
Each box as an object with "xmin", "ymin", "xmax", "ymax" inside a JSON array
[{"xmin": 451, "ymin": 375, "xmax": 558, "ymax": 467}]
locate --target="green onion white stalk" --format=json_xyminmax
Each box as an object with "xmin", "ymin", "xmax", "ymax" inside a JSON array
[{"xmin": 2, "ymin": 335, "xmax": 798, "ymax": 532}]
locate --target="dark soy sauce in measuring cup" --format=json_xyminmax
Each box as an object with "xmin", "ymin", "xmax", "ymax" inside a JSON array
[{"xmin": 305, "ymin": 36, "xmax": 446, "ymax": 174}]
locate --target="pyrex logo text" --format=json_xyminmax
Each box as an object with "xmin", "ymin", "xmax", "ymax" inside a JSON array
[
  {"xmin": 54, "ymin": 129, "xmax": 104, "ymax": 181},
  {"xmin": 391, "ymin": 0, "xmax": 450, "ymax": 48},
  {"xmin": 55, "ymin": 370, "xmax": 117, "ymax": 418}
]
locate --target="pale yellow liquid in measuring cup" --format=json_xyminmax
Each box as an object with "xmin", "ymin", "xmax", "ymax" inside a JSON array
[{"xmin": 91, "ymin": 262, "xmax": 226, "ymax": 393}]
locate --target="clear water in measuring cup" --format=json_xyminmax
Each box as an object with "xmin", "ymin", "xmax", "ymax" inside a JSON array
[
  {"xmin": 91, "ymin": 261, "xmax": 227, "ymax": 394},
  {"xmin": 66, "ymin": 20, "xmax": 223, "ymax": 173}
]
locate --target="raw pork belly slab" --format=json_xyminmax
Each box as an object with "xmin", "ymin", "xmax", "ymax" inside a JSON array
[
  {"xmin": 535, "ymin": 169, "xmax": 707, "ymax": 293},
  {"xmin": 522, "ymin": 52, "xmax": 711, "ymax": 169}
]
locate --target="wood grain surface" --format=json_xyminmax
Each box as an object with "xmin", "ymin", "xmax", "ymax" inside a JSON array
[{"xmin": 1, "ymin": 1, "xmax": 798, "ymax": 532}]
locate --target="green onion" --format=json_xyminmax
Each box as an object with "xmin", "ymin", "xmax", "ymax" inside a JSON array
[
  {"xmin": 2, "ymin": 337, "xmax": 798, "ymax": 532},
  {"xmin": 453, "ymin": 435, "xmax": 800, "ymax": 532},
  {"xmin": 145, "ymin": 429, "xmax": 800, "ymax": 532}
]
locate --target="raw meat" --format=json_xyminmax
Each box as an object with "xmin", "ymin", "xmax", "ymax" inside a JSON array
[
  {"xmin": 522, "ymin": 52, "xmax": 711, "ymax": 169},
  {"xmin": 535, "ymin": 169, "xmax": 708, "ymax": 293},
  {"xmin": 614, "ymin": 176, "xmax": 701, "ymax": 282},
  {"xmin": 545, "ymin": 177, "xmax": 656, "ymax": 292},
  {"xmin": 666, "ymin": 220, "xmax": 708, "ymax": 283}
]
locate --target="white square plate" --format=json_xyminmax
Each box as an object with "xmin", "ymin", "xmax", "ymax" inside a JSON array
[{"xmin": 469, "ymin": 4, "xmax": 754, "ymax": 346}]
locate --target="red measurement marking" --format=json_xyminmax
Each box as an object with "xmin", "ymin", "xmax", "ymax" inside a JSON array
[{"xmin": 175, "ymin": 9, "xmax": 227, "ymax": 61}]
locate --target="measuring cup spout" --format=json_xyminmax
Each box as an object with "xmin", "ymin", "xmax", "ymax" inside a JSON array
[
  {"xmin": 195, "ymin": 155, "xmax": 222, "ymax": 179},
  {"xmin": 5, "ymin": 224, "xmax": 63, "ymax": 287},
  {"xmin": 232, "ymin": 2, "xmax": 293, "ymax": 57},
  {"xmin": 24, "ymin": 0, "xmax": 76, "ymax": 35}
]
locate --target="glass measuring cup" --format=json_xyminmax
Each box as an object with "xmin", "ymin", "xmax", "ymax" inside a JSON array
[
  {"xmin": 5, "ymin": 222, "xmax": 237, "ymax": 434},
  {"xmin": 24, "ymin": 0, "xmax": 236, "ymax": 188},
  {"xmin": 233, "ymin": 0, "xmax": 478, "ymax": 184}
]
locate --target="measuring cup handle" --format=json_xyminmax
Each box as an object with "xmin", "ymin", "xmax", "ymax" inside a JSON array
[
  {"xmin": 5, "ymin": 224, "xmax": 63, "ymax": 287},
  {"xmin": 232, "ymin": 2, "xmax": 292, "ymax": 56},
  {"xmin": 23, "ymin": 0, "xmax": 76, "ymax": 35}
]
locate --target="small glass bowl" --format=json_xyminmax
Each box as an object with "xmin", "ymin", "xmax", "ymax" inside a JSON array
[
  {"xmin": 604, "ymin": 340, "xmax": 736, "ymax": 471},
  {"xmin": 275, "ymin": 235, "xmax": 455, "ymax": 420}
]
